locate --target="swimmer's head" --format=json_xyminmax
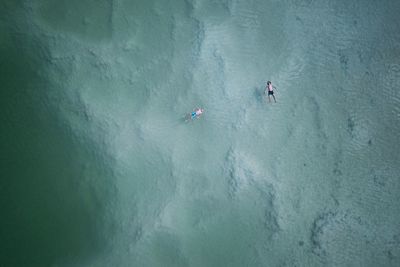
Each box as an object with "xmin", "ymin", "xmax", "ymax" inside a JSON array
[{"xmin": 267, "ymin": 81, "xmax": 271, "ymax": 85}]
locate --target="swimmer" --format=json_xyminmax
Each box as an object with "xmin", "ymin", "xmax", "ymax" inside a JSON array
[
  {"xmin": 185, "ymin": 108, "xmax": 204, "ymax": 121},
  {"xmin": 264, "ymin": 81, "xmax": 276, "ymax": 103}
]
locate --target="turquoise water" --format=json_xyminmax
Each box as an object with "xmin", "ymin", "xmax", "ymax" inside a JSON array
[{"xmin": 1, "ymin": 0, "xmax": 400, "ymax": 266}]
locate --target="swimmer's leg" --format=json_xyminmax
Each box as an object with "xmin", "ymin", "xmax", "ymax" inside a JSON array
[{"xmin": 184, "ymin": 113, "xmax": 191, "ymax": 122}]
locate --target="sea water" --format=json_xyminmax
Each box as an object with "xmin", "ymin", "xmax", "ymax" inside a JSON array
[{"xmin": 1, "ymin": 0, "xmax": 400, "ymax": 266}]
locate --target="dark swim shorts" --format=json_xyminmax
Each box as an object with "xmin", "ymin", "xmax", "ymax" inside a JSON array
[{"xmin": 268, "ymin": 90, "xmax": 274, "ymax": 95}]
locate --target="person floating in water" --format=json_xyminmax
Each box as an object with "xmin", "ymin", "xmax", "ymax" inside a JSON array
[
  {"xmin": 264, "ymin": 81, "xmax": 276, "ymax": 103},
  {"xmin": 185, "ymin": 107, "xmax": 204, "ymax": 121}
]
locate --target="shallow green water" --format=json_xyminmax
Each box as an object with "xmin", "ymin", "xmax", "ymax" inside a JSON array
[{"xmin": 1, "ymin": 0, "xmax": 400, "ymax": 266}]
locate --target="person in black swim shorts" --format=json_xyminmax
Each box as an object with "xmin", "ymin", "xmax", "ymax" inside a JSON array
[{"xmin": 264, "ymin": 81, "xmax": 276, "ymax": 103}]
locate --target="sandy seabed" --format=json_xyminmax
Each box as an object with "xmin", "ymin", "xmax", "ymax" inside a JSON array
[{"xmin": 1, "ymin": 0, "xmax": 400, "ymax": 266}]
